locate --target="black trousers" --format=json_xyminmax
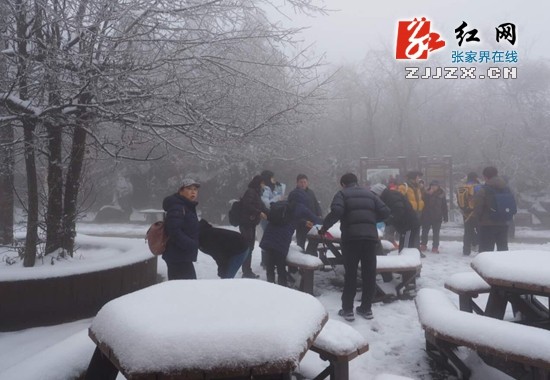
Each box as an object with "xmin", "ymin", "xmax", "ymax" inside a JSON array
[
  {"xmin": 239, "ymin": 224, "xmax": 256, "ymax": 274},
  {"xmin": 463, "ymin": 218, "xmax": 478, "ymax": 255},
  {"xmin": 478, "ymin": 225, "xmax": 509, "ymax": 252},
  {"xmin": 398, "ymin": 225, "xmax": 420, "ymax": 253},
  {"xmin": 341, "ymin": 239, "xmax": 378, "ymax": 312},
  {"xmin": 264, "ymin": 249, "xmax": 288, "ymax": 287},
  {"xmin": 295, "ymin": 224, "xmax": 309, "ymax": 250},
  {"xmin": 167, "ymin": 261, "xmax": 196, "ymax": 280}
]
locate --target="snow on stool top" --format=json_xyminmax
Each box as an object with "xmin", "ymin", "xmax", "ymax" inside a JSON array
[
  {"xmin": 415, "ymin": 288, "xmax": 550, "ymax": 363},
  {"xmin": 380, "ymin": 239, "xmax": 397, "ymax": 251},
  {"xmin": 308, "ymin": 223, "xmax": 385, "ymax": 240},
  {"xmin": 374, "ymin": 374, "xmax": 415, "ymax": 380},
  {"xmin": 286, "ymin": 245, "xmax": 323, "ymax": 268},
  {"xmin": 444, "ymin": 271, "xmax": 490, "ymax": 293},
  {"xmin": 377, "ymin": 248, "xmax": 421, "ymax": 270},
  {"xmin": 313, "ymin": 319, "xmax": 368, "ymax": 356},
  {"xmin": 90, "ymin": 280, "xmax": 328, "ymax": 375}
]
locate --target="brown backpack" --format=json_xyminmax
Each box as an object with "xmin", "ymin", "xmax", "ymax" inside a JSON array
[{"xmin": 145, "ymin": 221, "xmax": 168, "ymax": 255}]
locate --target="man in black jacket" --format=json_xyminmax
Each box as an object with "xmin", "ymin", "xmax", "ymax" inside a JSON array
[
  {"xmin": 370, "ymin": 183, "xmax": 420, "ymax": 254},
  {"xmin": 198, "ymin": 219, "xmax": 250, "ymax": 278},
  {"xmin": 288, "ymin": 174, "xmax": 323, "ymax": 251},
  {"xmin": 319, "ymin": 173, "xmax": 390, "ymax": 321}
]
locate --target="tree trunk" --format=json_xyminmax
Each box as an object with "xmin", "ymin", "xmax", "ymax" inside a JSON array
[
  {"xmin": 61, "ymin": 123, "xmax": 87, "ymax": 255},
  {"xmin": 45, "ymin": 121, "xmax": 63, "ymax": 255},
  {"xmin": 0, "ymin": 124, "xmax": 15, "ymax": 245},
  {"xmin": 22, "ymin": 120, "xmax": 39, "ymax": 267}
]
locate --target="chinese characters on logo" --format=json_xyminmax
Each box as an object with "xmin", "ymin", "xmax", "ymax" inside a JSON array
[
  {"xmin": 395, "ymin": 18, "xmax": 517, "ymax": 60},
  {"xmin": 496, "ymin": 23, "xmax": 516, "ymax": 45},
  {"xmin": 455, "ymin": 21, "xmax": 480, "ymax": 47},
  {"xmin": 395, "ymin": 17, "xmax": 445, "ymax": 60}
]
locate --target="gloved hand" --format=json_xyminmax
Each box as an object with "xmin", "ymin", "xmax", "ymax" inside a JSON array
[{"xmin": 318, "ymin": 227, "xmax": 327, "ymax": 236}]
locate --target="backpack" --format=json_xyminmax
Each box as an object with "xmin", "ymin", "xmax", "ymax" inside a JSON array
[
  {"xmin": 485, "ymin": 185, "xmax": 517, "ymax": 222},
  {"xmin": 267, "ymin": 200, "xmax": 293, "ymax": 226},
  {"xmin": 228, "ymin": 200, "xmax": 242, "ymax": 227},
  {"xmin": 456, "ymin": 184, "xmax": 476, "ymax": 212},
  {"xmin": 145, "ymin": 221, "xmax": 169, "ymax": 255}
]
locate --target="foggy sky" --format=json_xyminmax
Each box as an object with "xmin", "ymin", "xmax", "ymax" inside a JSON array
[{"xmin": 277, "ymin": 0, "xmax": 550, "ymax": 64}]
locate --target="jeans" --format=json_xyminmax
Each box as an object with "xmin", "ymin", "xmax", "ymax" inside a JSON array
[
  {"xmin": 421, "ymin": 221, "xmax": 442, "ymax": 248},
  {"xmin": 341, "ymin": 239, "xmax": 378, "ymax": 312},
  {"xmin": 221, "ymin": 248, "xmax": 251, "ymax": 279}
]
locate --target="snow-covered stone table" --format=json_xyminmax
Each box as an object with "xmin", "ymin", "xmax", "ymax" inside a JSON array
[
  {"xmin": 86, "ymin": 279, "xmax": 328, "ymax": 379},
  {"xmin": 471, "ymin": 250, "xmax": 550, "ymax": 322}
]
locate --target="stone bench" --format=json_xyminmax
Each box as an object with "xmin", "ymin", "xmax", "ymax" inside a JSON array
[
  {"xmin": 444, "ymin": 271, "xmax": 491, "ymax": 314},
  {"xmin": 375, "ymin": 248, "xmax": 422, "ymax": 300},
  {"xmin": 286, "ymin": 246, "xmax": 325, "ymax": 295},
  {"xmin": 416, "ymin": 288, "xmax": 550, "ymax": 379},
  {"xmin": 309, "ymin": 319, "xmax": 369, "ymax": 380}
]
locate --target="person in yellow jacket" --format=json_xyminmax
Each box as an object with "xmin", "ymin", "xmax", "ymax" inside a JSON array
[
  {"xmin": 397, "ymin": 171, "xmax": 424, "ymax": 255},
  {"xmin": 398, "ymin": 171, "xmax": 425, "ymax": 214}
]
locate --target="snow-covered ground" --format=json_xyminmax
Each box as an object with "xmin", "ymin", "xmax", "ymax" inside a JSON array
[{"xmin": 1, "ymin": 223, "xmax": 549, "ymax": 380}]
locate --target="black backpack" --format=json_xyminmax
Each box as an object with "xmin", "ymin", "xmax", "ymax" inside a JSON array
[
  {"xmin": 228, "ymin": 200, "xmax": 242, "ymax": 227},
  {"xmin": 268, "ymin": 201, "xmax": 293, "ymax": 226},
  {"xmin": 485, "ymin": 186, "xmax": 517, "ymax": 221}
]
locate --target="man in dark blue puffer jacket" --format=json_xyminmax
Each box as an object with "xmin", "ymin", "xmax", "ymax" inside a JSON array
[
  {"xmin": 319, "ymin": 173, "xmax": 390, "ymax": 322},
  {"xmin": 162, "ymin": 179, "xmax": 200, "ymax": 280}
]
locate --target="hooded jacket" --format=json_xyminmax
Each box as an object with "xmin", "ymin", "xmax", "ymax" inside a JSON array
[{"xmin": 162, "ymin": 193, "xmax": 199, "ymax": 263}]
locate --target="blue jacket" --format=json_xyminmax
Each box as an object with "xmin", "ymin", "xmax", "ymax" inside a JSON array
[
  {"xmin": 162, "ymin": 193, "xmax": 199, "ymax": 263},
  {"xmin": 260, "ymin": 195, "xmax": 322, "ymax": 256}
]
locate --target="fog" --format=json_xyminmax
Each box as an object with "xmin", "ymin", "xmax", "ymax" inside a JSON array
[{"xmin": 2, "ymin": 0, "xmax": 549, "ymax": 236}]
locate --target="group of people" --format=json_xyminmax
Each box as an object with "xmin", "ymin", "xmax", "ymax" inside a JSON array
[
  {"xmin": 158, "ymin": 165, "xmax": 515, "ymax": 323},
  {"xmin": 371, "ymin": 170, "xmax": 448, "ymax": 256},
  {"xmin": 457, "ymin": 167, "xmax": 516, "ymax": 256}
]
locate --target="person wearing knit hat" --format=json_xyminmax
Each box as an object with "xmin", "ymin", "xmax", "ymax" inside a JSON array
[{"xmin": 161, "ymin": 178, "xmax": 201, "ymax": 280}]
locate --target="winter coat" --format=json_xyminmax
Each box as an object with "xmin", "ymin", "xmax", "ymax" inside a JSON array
[
  {"xmin": 421, "ymin": 188, "xmax": 448, "ymax": 224},
  {"xmin": 379, "ymin": 188, "xmax": 420, "ymax": 233},
  {"xmin": 472, "ymin": 176, "xmax": 510, "ymax": 226},
  {"xmin": 289, "ymin": 187, "xmax": 323, "ymax": 217},
  {"xmin": 240, "ymin": 187, "xmax": 268, "ymax": 227},
  {"xmin": 322, "ymin": 183, "xmax": 391, "ymax": 242},
  {"xmin": 260, "ymin": 193, "xmax": 322, "ymax": 256},
  {"xmin": 261, "ymin": 183, "xmax": 285, "ymax": 209},
  {"xmin": 198, "ymin": 219, "xmax": 248, "ymax": 276},
  {"xmin": 398, "ymin": 182, "xmax": 424, "ymax": 212},
  {"xmin": 162, "ymin": 193, "xmax": 199, "ymax": 263}
]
